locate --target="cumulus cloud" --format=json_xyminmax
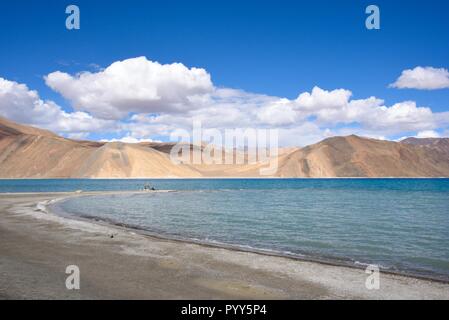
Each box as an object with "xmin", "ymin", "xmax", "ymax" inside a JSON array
[
  {"xmin": 100, "ymin": 136, "xmax": 159, "ymax": 143},
  {"xmin": 0, "ymin": 77, "xmax": 115, "ymax": 135},
  {"xmin": 3, "ymin": 57, "xmax": 449, "ymax": 146},
  {"xmin": 366, "ymin": 101, "xmax": 436, "ymax": 132},
  {"xmin": 397, "ymin": 130, "xmax": 441, "ymax": 141},
  {"xmin": 390, "ymin": 66, "xmax": 449, "ymax": 90},
  {"xmin": 292, "ymin": 87, "xmax": 385, "ymax": 125},
  {"xmin": 120, "ymin": 84, "xmax": 449, "ymax": 145},
  {"xmin": 277, "ymin": 123, "xmax": 329, "ymax": 147},
  {"xmin": 281, "ymin": 87, "xmax": 442, "ymax": 135},
  {"xmin": 295, "ymin": 86, "xmax": 352, "ymax": 110},
  {"xmin": 416, "ymin": 130, "xmax": 440, "ymax": 138},
  {"xmin": 45, "ymin": 56, "xmax": 214, "ymax": 120},
  {"xmin": 256, "ymin": 99, "xmax": 298, "ymax": 126}
]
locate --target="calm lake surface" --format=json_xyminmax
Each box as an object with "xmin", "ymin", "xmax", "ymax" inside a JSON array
[{"xmin": 2, "ymin": 178, "xmax": 449, "ymax": 280}]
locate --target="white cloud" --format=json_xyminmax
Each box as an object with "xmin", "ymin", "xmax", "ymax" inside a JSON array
[
  {"xmin": 3, "ymin": 57, "xmax": 449, "ymax": 147},
  {"xmin": 0, "ymin": 77, "xmax": 114, "ymax": 135},
  {"xmin": 292, "ymin": 87, "xmax": 385, "ymax": 125},
  {"xmin": 256, "ymin": 99, "xmax": 298, "ymax": 126},
  {"xmin": 416, "ymin": 130, "xmax": 440, "ymax": 138},
  {"xmin": 67, "ymin": 132, "xmax": 90, "ymax": 140},
  {"xmin": 390, "ymin": 66, "xmax": 449, "ymax": 90},
  {"xmin": 100, "ymin": 136, "xmax": 159, "ymax": 143},
  {"xmin": 285, "ymin": 87, "xmax": 441, "ymax": 135},
  {"xmin": 45, "ymin": 56, "xmax": 214, "ymax": 120},
  {"xmin": 397, "ymin": 130, "xmax": 441, "ymax": 141},
  {"xmin": 365, "ymin": 101, "xmax": 437, "ymax": 133},
  {"xmin": 295, "ymin": 86, "xmax": 352, "ymax": 110},
  {"xmin": 121, "ymin": 85, "xmax": 449, "ymax": 145},
  {"xmin": 278, "ymin": 122, "xmax": 328, "ymax": 147}
]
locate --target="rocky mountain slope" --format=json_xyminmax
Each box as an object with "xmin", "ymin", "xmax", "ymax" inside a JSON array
[{"xmin": 1, "ymin": 117, "xmax": 448, "ymax": 178}]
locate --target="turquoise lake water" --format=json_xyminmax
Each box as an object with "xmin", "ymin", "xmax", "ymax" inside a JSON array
[{"xmin": 1, "ymin": 178, "xmax": 449, "ymax": 280}]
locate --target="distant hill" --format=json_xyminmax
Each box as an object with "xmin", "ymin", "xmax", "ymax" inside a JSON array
[
  {"xmin": 401, "ymin": 137, "xmax": 449, "ymax": 155},
  {"xmin": 0, "ymin": 116, "xmax": 57, "ymax": 138},
  {"xmin": 276, "ymin": 135, "xmax": 449, "ymax": 177},
  {"xmin": 1, "ymin": 116, "xmax": 448, "ymax": 178},
  {"xmin": 0, "ymin": 116, "xmax": 200, "ymax": 178}
]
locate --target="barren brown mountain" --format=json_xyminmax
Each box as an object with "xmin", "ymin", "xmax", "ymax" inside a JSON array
[
  {"xmin": 0, "ymin": 116, "xmax": 448, "ymax": 178},
  {"xmin": 276, "ymin": 135, "xmax": 449, "ymax": 177},
  {"xmin": 401, "ymin": 137, "xmax": 449, "ymax": 154}
]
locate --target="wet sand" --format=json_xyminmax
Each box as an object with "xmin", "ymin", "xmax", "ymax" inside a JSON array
[{"xmin": 0, "ymin": 192, "xmax": 448, "ymax": 299}]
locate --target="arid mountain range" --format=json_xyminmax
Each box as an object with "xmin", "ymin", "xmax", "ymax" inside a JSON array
[{"xmin": 1, "ymin": 116, "xmax": 448, "ymax": 178}]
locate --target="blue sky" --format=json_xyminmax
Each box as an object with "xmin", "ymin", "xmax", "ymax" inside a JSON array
[{"xmin": 0, "ymin": 0, "xmax": 448, "ymax": 145}]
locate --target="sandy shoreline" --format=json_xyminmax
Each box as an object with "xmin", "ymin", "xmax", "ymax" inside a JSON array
[
  {"xmin": 1, "ymin": 192, "xmax": 448, "ymax": 299},
  {"xmin": 46, "ymin": 193, "xmax": 449, "ymax": 284}
]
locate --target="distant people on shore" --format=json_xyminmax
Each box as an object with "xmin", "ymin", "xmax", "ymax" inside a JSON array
[{"xmin": 143, "ymin": 183, "xmax": 156, "ymax": 191}]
